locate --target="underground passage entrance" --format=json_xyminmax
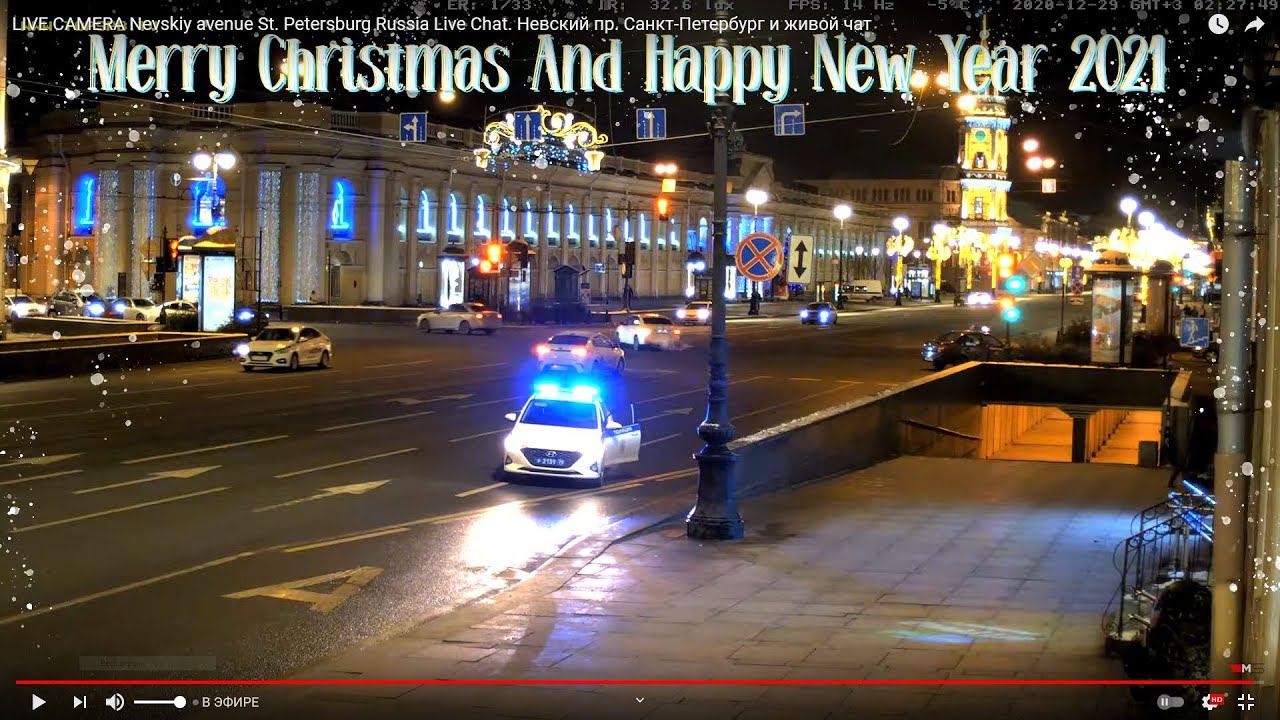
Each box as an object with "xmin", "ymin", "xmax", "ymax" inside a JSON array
[{"xmin": 978, "ymin": 405, "xmax": 1162, "ymax": 465}]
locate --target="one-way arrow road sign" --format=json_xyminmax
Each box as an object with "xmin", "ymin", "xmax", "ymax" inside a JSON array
[{"xmin": 788, "ymin": 235, "xmax": 814, "ymax": 285}]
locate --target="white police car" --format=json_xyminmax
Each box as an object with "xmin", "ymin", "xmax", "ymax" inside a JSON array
[{"xmin": 502, "ymin": 383, "xmax": 641, "ymax": 486}]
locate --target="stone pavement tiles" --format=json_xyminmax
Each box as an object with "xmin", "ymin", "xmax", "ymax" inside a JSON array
[{"xmin": 296, "ymin": 456, "xmax": 1168, "ymax": 720}]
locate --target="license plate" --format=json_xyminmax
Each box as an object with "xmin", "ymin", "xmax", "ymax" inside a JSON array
[{"xmin": 531, "ymin": 457, "xmax": 567, "ymax": 468}]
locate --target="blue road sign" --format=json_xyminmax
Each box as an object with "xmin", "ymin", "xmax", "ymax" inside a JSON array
[
  {"xmin": 636, "ymin": 108, "xmax": 667, "ymax": 139},
  {"xmin": 399, "ymin": 112, "xmax": 428, "ymax": 142},
  {"xmin": 513, "ymin": 111, "xmax": 543, "ymax": 141},
  {"xmin": 1180, "ymin": 316, "xmax": 1211, "ymax": 348},
  {"xmin": 774, "ymin": 104, "xmax": 805, "ymax": 136}
]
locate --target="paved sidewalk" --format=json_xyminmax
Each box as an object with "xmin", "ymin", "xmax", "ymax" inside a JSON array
[{"xmin": 294, "ymin": 457, "xmax": 1167, "ymax": 720}]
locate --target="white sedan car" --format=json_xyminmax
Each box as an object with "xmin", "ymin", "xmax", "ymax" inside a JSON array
[
  {"xmin": 417, "ymin": 302, "xmax": 502, "ymax": 335},
  {"xmin": 534, "ymin": 332, "xmax": 625, "ymax": 375},
  {"xmin": 3, "ymin": 294, "xmax": 46, "ymax": 320},
  {"xmin": 235, "ymin": 324, "xmax": 332, "ymax": 371},
  {"xmin": 502, "ymin": 383, "xmax": 641, "ymax": 486},
  {"xmin": 111, "ymin": 297, "xmax": 162, "ymax": 322},
  {"xmin": 616, "ymin": 314, "xmax": 682, "ymax": 350}
]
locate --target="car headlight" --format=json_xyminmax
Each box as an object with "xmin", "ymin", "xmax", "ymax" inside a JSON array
[
  {"xmin": 503, "ymin": 434, "xmax": 520, "ymax": 453},
  {"xmin": 800, "ymin": 310, "xmax": 810, "ymax": 318},
  {"xmin": 87, "ymin": 303, "xmax": 105, "ymax": 316},
  {"xmin": 234, "ymin": 343, "xmax": 250, "ymax": 357},
  {"xmin": 696, "ymin": 308, "xmax": 709, "ymax": 320},
  {"xmin": 819, "ymin": 311, "xmax": 830, "ymax": 322}
]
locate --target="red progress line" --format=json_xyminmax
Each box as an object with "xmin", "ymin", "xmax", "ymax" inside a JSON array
[{"xmin": 14, "ymin": 679, "xmax": 1259, "ymax": 686}]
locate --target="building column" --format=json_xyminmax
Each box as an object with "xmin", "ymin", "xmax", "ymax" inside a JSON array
[
  {"xmin": 382, "ymin": 171, "xmax": 404, "ymax": 306},
  {"xmin": 365, "ymin": 167, "xmax": 387, "ymax": 304},
  {"xmin": 406, "ymin": 179, "xmax": 420, "ymax": 304}
]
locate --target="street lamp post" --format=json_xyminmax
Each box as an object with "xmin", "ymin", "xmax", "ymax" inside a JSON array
[
  {"xmin": 833, "ymin": 204, "xmax": 851, "ymax": 307},
  {"xmin": 687, "ymin": 31, "xmax": 744, "ymax": 541},
  {"xmin": 744, "ymin": 188, "xmax": 768, "ymax": 300},
  {"xmin": 891, "ymin": 216, "xmax": 910, "ymax": 306},
  {"xmin": 1119, "ymin": 196, "xmax": 1139, "ymax": 228}
]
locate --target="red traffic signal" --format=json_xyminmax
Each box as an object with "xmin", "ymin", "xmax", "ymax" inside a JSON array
[
  {"xmin": 167, "ymin": 238, "xmax": 180, "ymax": 263},
  {"xmin": 655, "ymin": 196, "xmax": 671, "ymax": 221},
  {"xmin": 478, "ymin": 242, "xmax": 503, "ymax": 273}
]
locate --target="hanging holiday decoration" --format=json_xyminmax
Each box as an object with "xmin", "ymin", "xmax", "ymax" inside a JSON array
[{"xmin": 473, "ymin": 105, "xmax": 608, "ymax": 174}]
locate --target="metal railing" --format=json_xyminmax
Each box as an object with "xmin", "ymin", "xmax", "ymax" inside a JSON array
[{"xmin": 1111, "ymin": 479, "xmax": 1214, "ymax": 645}]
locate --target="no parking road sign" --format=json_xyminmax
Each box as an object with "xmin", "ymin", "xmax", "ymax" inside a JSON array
[{"xmin": 735, "ymin": 232, "xmax": 783, "ymax": 282}]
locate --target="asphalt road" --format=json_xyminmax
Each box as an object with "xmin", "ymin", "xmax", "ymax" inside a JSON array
[{"xmin": 0, "ymin": 295, "xmax": 1084, "ymax": 699}]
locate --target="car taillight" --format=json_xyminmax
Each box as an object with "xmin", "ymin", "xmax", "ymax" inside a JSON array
[
  {"xmin": 571, "ymin": 347, "xmax": 587, "ymax": 358},
  {"xmin": 535, "ymin": 344, "xmax": 549, "ymax": 356}
]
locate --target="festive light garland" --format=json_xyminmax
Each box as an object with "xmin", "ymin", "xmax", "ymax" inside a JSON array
[{"xmin": 473, "ymin": 105, "xmax": 608, "ymax": 174}]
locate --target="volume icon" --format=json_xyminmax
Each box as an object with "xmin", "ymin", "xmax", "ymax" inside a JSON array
[{"xmin": 105, "ymin": 693, "xmax": 125, "ymax": 711}]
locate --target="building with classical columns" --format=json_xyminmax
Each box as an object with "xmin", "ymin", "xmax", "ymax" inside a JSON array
[{"xmin": 7, "ymin": 100, "xmax": 900, "ymax": 313}]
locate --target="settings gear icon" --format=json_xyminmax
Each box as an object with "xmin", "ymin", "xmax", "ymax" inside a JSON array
[{"xmin": 1202, "ymin": 692, "xmax": 1226, "ymax": 711}]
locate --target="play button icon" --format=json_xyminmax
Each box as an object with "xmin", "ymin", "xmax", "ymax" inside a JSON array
[{"xmin": 31, "ymin": 694, "xmax": 45, "ymax": 710}]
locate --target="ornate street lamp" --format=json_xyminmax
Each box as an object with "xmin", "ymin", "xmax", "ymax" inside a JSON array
[
  {"xmin": 889, "ymin": 216, "xmax": 911, "ymax": 305},
  {"xmin": 833, "ymin": 204, "xmax": 852, "ymax": 305},
  {"xmin": 1119, "ymin": 196, "xmax": 1139, "ymax": 227}
]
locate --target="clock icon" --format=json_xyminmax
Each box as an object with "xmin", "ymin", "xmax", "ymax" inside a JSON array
[{"xmin": 1209, "ymin": 14, "xmax": 1230, "ymax": 35}]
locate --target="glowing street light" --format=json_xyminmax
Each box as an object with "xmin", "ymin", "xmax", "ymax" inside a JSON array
[
  {"xmin": 833, "ymin": 203, "xmax": 852, "ymax": 227},
  {"xmin": 1042, "ymin": 157, "xmax": 1056, "ymax": 170},
  {"xmin": 892, "ymin": 216, "xmax": 910, "ymax": 234},
  {"xmin": 1022, "ymin": 138, "xmax": 1040, "ymax": 153},
  {"xmin": 1026, "ymin": 156, "xmax": 1044, "ymax": 171},
  {"xmin": 1137, "ymin": 210, "xmax": 1155, "ymax": 228},
  {"xmin": 1120, "ymin": 196, "xmax": 1139, "ymax": 226},
  {"xmin": 935, "ymin": 71, "xmax": 950, "ymax": 87},
  {"xmin": 439, "ymin": 89, "xmax": 457, "ymax": 104},
  {"xmin": 956, "ymin": 95, "xmax": 977, "ymax": 112},
  {"xmin": 191, "ymin": 150, "xmax": 213, "ymax": 172},
  {"xmin": 745, "ymin": 188, "xmax": 768, "ymax": 216}
]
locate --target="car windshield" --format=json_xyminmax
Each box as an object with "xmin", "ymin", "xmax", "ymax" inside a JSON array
[
  {"xmin": 520, "ymin": 399, "xmax": 598, "ymax": 429},
  {"xmin": 133, "ymin": 299, "xmax": 155, "ymax": 307},
  {"xmin": 807, "ymin": 303, "xmax": 826, "ymax": 310},
  {"xmin": 256, "ymin": 328, "xmax": 297, "ymax": 341},
  {"xmin": 12, "ymin": 295, "xmax": 31, "ymax": 303},
  {"xmin": 644, "ymin": 317, "xmax": 673, "ymax": 325},
  {"xmin": 935, "ymin": 332, "xmax": 961, "ymax": 343},
  {"xmin": 687, "ymin": 302, "xmax": 709, "ymax": 309},
  {"xmin": 548, "ymin": 334, "xmax": 589, "ymax": 346}
]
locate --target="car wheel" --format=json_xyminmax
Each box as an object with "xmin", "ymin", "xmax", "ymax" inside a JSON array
[
  {"xmin": 933, "ymin": 359, "xmax": 946, "ymax": 371},
  {"xmin": 241, "ymin": 366, "xmax": 253, "ymax": 372},
  {"xmin": 319, "ymin": 350, "xmax": 330, "ymax": 369},
  {"xmin": 418, "ymin": 320, "xmax": 430, "ymax": 333},
  {"xmin": 289, "ymin": 354, "xmax": 299, "ymax": 371},
  {"xmin": 459, "ymin": 320, "xmax": 472, "ymax": 335}
]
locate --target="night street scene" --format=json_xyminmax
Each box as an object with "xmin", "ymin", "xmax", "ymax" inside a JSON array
[{"xmin": 1, "ymin": 0, "xmax": 1280, "ymax": 717}]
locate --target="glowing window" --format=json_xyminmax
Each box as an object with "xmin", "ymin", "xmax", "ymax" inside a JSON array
[
  {"xmin": 474, "ymin": 195, "xmax": 490, "ymax": 238},
  {"xmin": 500, "ymin": 197, "xmax": 515, "ymax": 239},
  {"xmin": 523, "ymin": 201, "xmax": 538, "ymax": 245},
  {"xmin": 565, "ymin": 203, "xmax": 580, "ymax": 243},
  {"xmin": 446, "ymin": 193, "xmax": 463, "ymax": 239},
  {"xmin": 416, "ymin": 189, "xmax": 435, "ymax": 237}
]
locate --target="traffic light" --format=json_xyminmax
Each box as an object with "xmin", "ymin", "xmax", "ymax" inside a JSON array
[
  {"xmin": 1004, "ymin": 274, "xmax": 1027, "ymax": 294},
  {"xmin": 996, "ymin": 294, "xmax": 1015, "ymax": 311},
  {"xmin": 996, "ymin": 253, "xmax": 1015, "ymax": 279},
  {"xmin": 478, "ymin": 241, "xmax": 503, "ymax": 273},
  {"xmin": 620, "ymin": 240, "xmax": 635, "ymax": 279},
  {"xmin": 655, "ymin": 196, "xmax": 671, "ymax": 222},
  {"xmin": 1002, "ymin": 305, "xmax": 1022, "ymax": 323}
]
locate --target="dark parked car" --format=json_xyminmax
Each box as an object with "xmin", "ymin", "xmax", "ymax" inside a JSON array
[{"xmin": 922, "ymin": 329, "xmax": 1010, "ymax": 370}]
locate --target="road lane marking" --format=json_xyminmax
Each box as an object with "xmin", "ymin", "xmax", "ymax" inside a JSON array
[
  {"xmin": 12, "ymin": 487, "xmax": 229, "ymax": 534},
  {"xmin": 281, "ymin": 527, "xmax": 409, "ymax": 553},
  {"xmin": 459, "ymin": 395, "xmax": 521, "ymax": 409},
  {"xmin": 0, "ymin": 467, "xmax": 699, "ymax": 625},
  {"xmin": 733, "ymin": 385, "xmax": 859, "ymax": 422},
  {"xmin": 363, "ymin": 359, "xmax": 436, "ymax": 369},
  {"xmin": 11, "ymin": 401, "xmax": 171, "ymax": 422},
  {"xmin": 0, "ymin": 469, "xmax": 84, "ymax": 487},
  {"xmin": 641, "ymin": 433, "xmax": 681, "ymax": 448},
  {"xmin": 0, "ymin": 398, "xmax": 73, "ymax": 409},
  {"xmin": 122, "ymin": 435, "xmax": 288, "ymax": 465},
  {"xmin": 317, "ymin": 410, "xmax": 436, "ymax": 433},
  {"xmin": 113, "ymin": 382, "xmax": 221, "ymax": 396},
  {"xmin": 208, "ymin": 385, "xmax": 310, "ymax": 399},
  {"xmin": 0, "ymin": 453, "xmax": 81, "ymax": 468},
  {"xmin": 253, "ymin": 480, "xmax": 389, "ymax": 512},
  {"xmin": 448, "ymin": 427, "xmax": 508, "ymax": 443},
  {"xmin": 389, "ymin": 393, "xmax": 473, "ymax": 406},
  {"xmin": 223, "ymin": 566, "xmax": 383, "ymax": 613},
  {"xmin": 638, "ymin": 407, "xmax": 694, "ymax": 422},
  {"xmin": 455, "ymin": 482, "xmax": 507, "ymax": 498},
  {"xmin": 274, "ymin": 448, "xmax": 418, "ymax": 479},
  {"xmin": 73, "ymin": 466, "xmax": 220, "ymax": 495},
  {"xmin": 637, "ymin": 376, "xmax": 768, "ymax": 404},
  {"xmin": 788, "ymin": 377, "xmax": 824, "ymax": 382}
]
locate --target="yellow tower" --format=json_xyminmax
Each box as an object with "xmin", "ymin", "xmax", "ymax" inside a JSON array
[{"xmin": 956, "ymin": 18, "xmax": 1010, "ymax": 226}]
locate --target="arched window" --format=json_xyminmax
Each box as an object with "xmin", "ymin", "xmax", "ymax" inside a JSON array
[
  {"xmin": 587, "ymin": 207, "xmax": 599, "ymax": 248},
  {"xmin": 72, "ymin": 173, "xmax": 97, "ymax": 236},
  {"xmin": 474, "ymin": 194, "xmax": 490, "ymax": 238},
  {"xmin": 446, "ymin": 192, "xmax": 464, "ymax": 240},
  {"xmin": 698, "ymin": 217, "xmax": 708, "ymax": 251},
  {"xmin": 638, "ymin": 213, "xmax": 649, "ymax": 250},
  {"xmin": 192, "ymin": 176, "xmax": 228, "ymax": 235},
  {"xmin": 669, "ymin": 229, "xmax": 679, "ymax": 251},
  {"xmin": 565, "ymin": 203, "xmax": 580, "ymax": 244},
  {"xmin": 416, "ymin": 189, "xmax": 435, "ymax": 239},
  {"xmin": 523, "ymin": 201, "xmax": 538, "ymax": 245},
  {"xmin": 545, "ymin": 203, "xmax": 559, "ymax": 245},
  {"xmin": 604, "ymin": 208, "xmax": 616, "ymax": 248},
  {"xmin": 500, "ymin": 197, "xmax": 515, "ymax": 239},
  {"xmin": 329, "ymin": 178, "xmax": 354, "ymax": 240}
]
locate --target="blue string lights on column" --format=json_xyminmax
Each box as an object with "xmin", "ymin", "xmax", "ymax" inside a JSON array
[{"xmin": 472, "ymin": 106, "xmax": 608, "ymax": 175}]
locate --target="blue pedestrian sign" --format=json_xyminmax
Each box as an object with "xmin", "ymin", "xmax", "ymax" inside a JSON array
[
  {"xmin": 399, "ymin": 112, "xmax": 428, "ymax": 142},
  {"xmin": 636, "ymin": 108, "xmax": 666, "ymax": 140},
  {"xmin": 774, "ymin": 104, "xmax": 805, "ymax": 136},
  {"xmin": 1180, "ymin": 316, "xmax": 1211, "ymax": 349},
  {"xmin": 513, "ymin": 111, "xmax": 543, "ymax": 141}
]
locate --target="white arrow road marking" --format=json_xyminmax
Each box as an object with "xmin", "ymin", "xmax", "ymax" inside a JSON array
[
  {"xmin": 253, "ymin": 480, "xmax": 390, "ymax": 512},
  {"xmin": 74, "ymin": 466, "xmax": 220, "ymax": 495},
  {"xmin": 448, "ymin": 427, "xmax": 509, "ymax": 443},
  {"xmin": 639, "ymin": 407, "xmax": 693, "ymax": 422},
  {"xmin": 641, "ymin": 433, "xmax": 681, "ymax": 448},
  {"xmin": 223, "ymin": 566, "xmax": 383, "ymax": 613},
  {"xmin": 12, "ymin": 487, "xmax": 229, "ymax": 534},
  {"xmin": 0, "ymin": 453, "xmax": 81, "ymax": 468},
  {"xmin": 122, "ymin": 436, "xmax": 288, "ymax": 465},
  {"xmin": 363, "ymin": 358, "xmax": 436, "ymax": 369},
  {"xmin": 388, "ymin": 393, "xmax": 474, "ymax": 406},
  {"xmin": 317, "ymin": 410, "xmax": 435, "ymax": 432},
  {"xmin": 0, "ymin": 469, "xmax": 84, "ymax": 488},
  {"xmin": 274, "ymin": 448, "xmax": 418, "ymax": 479}
]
